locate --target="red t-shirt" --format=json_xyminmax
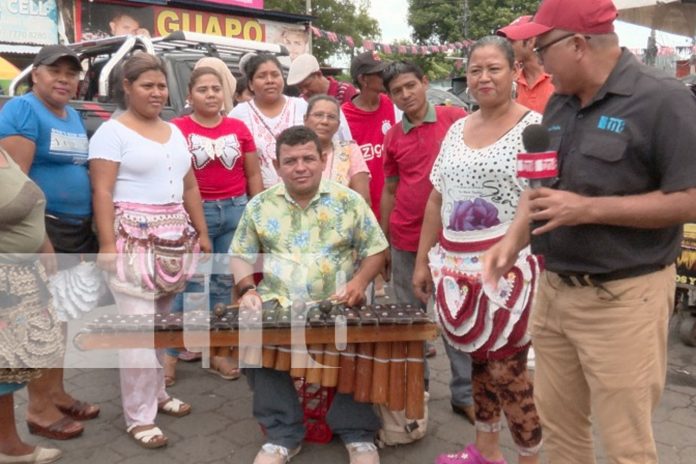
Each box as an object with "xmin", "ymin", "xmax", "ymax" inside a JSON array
[
  {"xmin": 327, "ymin": 77, "xmax": 359, "ymax": 105},
  {"xmin": 171, "ymin": 115, "xmax": 256, "ymax": 200},
  {"xmin": 342, "ymin": 94, "xmax": 398, "ymax": 221},
  {"xmin": 383, "ymin": 105, "xmax": 467, "ymax": 251}
]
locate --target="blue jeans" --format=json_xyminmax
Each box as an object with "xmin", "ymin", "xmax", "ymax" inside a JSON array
[
  {"xmin": 390, "ymin": 246, "xmax": 473, "ymax": 406},
  {"xmin": 245, "ymin": 367, "xmax": 381, "ymax": 449},
  {"xmin": 168, "ymin": 195, "xmax": 247, "ymax": 356}
]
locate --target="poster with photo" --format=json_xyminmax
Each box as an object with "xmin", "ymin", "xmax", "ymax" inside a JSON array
[{"xmin": 77, "ymin": 1, "xmax": 154, "ymax": 41}]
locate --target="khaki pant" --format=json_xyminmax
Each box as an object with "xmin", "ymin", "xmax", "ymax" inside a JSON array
[{"xmin": 531, "ymin": 266, "xmax": 674, "ymax": 464}]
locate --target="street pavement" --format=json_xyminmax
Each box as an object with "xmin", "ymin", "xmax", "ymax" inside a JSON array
[{"xmin": 11, "ymin": 291, "xmax": 696, "ymax": 464}]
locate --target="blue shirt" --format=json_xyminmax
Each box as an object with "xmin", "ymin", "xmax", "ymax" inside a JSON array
[{"xmin": 0, "ymin": 93, "xmax": 90, "ymax": 216}]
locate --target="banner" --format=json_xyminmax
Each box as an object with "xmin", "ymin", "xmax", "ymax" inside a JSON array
[
  {"xmin": 0, "ymin": 0, "xmax": 59, "ymax": 45},
  {"xmin": 200, "ymin": 0, "xmax": 264, "ymax": 9},
  {"xmin": 74, "ymin": 1, "xmax": 308, "ymax": 60}
]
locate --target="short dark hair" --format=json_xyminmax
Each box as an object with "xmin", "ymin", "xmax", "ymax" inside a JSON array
[
  {"xmin": 306, "ymin": 94, "xmax": 340, "ymax": 117},
  {"xmin": 468, "ymin": 35, "xmax": 515, "ymax": 69},
  {"xmin": 382, "ymin": 61, "xmax": 425, "ymax": 92},
  {"xmin": 275, "ymin": 126, "xmax": 322, "ymax": 161}
]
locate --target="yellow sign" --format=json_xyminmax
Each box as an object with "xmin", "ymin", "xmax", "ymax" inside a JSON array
[{"xmin": 154, "ymin": 7, "xmax": 264, "ymax": 41}]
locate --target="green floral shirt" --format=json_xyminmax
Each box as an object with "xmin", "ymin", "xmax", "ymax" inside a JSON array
[{"xmin": 230, "ymin": 180, "xmax": 388, "ymax": 307}]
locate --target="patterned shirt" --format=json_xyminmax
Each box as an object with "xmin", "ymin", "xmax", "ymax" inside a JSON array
[{"xmin": 230, "ymin": 179, "xmax": 388, "ymax": 307}]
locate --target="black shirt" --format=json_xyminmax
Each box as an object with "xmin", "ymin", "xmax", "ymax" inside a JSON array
[{"xmin": 537, "ymin": 49, "xmax": 696, "ymax": 274}]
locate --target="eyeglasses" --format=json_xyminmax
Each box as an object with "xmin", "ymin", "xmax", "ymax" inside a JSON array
[
  {"xmin": 533, "ymin": 33, "xmax": 589, "ymax": 58},
  {"xmin": 309, "ymin": 112, "xmax": 339, "ymax": 122}
]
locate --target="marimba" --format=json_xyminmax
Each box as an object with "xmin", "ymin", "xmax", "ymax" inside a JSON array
[{"xmin": 74, "ymin": 301, "xmax": 438, "ymax": 419}]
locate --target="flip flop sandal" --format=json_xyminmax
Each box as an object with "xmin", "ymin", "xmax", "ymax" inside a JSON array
[
  {"xmin": 57, "ymin": 399, "xmax": 100, "ymax": 421},
  {"xmin": 436, "ymin": 444, "xmax": 508, "ymax": 464},
  {"xmin": 157, "ymin": 397, "xmax": 191, "ymax": 417},
  {"xmin": 127, "ymin": 425, "xmax": 168, "ymax": 449}
]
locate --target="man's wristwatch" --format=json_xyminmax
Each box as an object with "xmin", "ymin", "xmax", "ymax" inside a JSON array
[{"xmin": 239, "ymin": 284, "xmax": 257, "ymax": 297}]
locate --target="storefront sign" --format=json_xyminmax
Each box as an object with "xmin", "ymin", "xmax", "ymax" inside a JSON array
[
  {"xmin": 0, "ymin": 0, "xmax": 58, "ymax": 45},
  {"xmin": 75, "ymin": 1, "xmax": 308, "ymax": 60},
  {"xmin": 153, "ymin": 7, "xmax": 264, "ymax": 41}
]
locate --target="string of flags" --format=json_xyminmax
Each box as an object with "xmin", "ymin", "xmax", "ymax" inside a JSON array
[
  {"xmin": 310, "ymin": 25, "xmax": 696, "ymax": 60},
  {"xmin": 309, "ymin": 25, "xmax": 472, "ymax": 55}
]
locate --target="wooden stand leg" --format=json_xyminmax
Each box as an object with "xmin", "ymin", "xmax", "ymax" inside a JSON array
[{"xmin": 405, "ymin": 341, "xmax": 425, "ymax": 420}]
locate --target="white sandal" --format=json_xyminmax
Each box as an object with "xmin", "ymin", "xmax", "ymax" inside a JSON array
[
  {"xmin": 127, "ymin": 424, "xmax": 168, "ymax": 449},
  {"xmin": 157, "ymin": 397, "xmax": 191, "ymax": 417}
]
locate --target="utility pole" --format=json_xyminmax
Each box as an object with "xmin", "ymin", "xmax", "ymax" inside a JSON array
[
  {"xmin": 306, "ymin": 0, "xmax": 312, "ymax": 53},
  {"xmin": 463, "ymin": 0, "xmax": 469, "ymax": 40}
]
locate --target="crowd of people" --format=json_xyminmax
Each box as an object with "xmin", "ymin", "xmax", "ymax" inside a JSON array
[{"xmin": 2, "ymin": 0, "xmax": 696, "ymax": 463}]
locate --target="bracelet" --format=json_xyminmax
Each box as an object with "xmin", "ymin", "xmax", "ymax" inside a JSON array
[{"xmin": 239, "ymin": 284, "xmax": 257, "ymax": 297}]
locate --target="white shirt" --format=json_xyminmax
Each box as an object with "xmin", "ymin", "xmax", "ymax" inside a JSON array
[
  {"xmin": 431, "ymin": 111, "xmax": 542, "ymax": 236},
  {"xmin": 229, "ymin": 96, "xmax": 353, "ymax": 188},
  {"xmin": 88, "ymin": 119, "xmax": 191, "ymax": 204}
]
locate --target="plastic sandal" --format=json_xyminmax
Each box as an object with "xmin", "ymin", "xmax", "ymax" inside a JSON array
[
  {"xmin": 127, "ymin": 424, "xmax": 168, "ymax": 449},
  {"xmin": 157, "ymin": 397, "xmax": 191, "ymax": 417}
]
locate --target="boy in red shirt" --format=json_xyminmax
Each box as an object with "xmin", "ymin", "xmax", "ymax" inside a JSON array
[
  {"xmin": 342, "ymin": 51, "xmax": 401, "ymax": 222},
  {"xmin": 381, "ymin": 60, "xmax": 474, "ymax": 423}
]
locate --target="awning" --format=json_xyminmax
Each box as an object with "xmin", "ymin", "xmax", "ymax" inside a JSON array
[
  {"xmin": 615, "ymin": 0, "xmax": 696, "ymax": 37},
  {"xmin": 0, "ymin": 44, "xmax": 42, "ymax": 55}
]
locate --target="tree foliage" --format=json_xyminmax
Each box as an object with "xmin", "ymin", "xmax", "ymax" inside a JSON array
[
  {"xmin": 408, "ymin": 0, "xmax": 541, "ymax": 43},
  {"xmin": 264, "ymin": 0, "xmax": 380, "ymax": 64}
]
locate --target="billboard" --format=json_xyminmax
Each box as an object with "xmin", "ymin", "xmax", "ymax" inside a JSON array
[
  {"xmin": 200, "ymin": 0, "xmax": 264, "ymax": 9},
  {"xmin": 74, "ymin": 1, "xmax": 307, "ymax": 60},
  {"xmin": 0, "ymin": 0, "xmax": 59, "ymax": 45}
]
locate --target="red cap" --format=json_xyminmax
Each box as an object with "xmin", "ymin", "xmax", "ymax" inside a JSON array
[
  {"xmin": 497, "ymin": 15, "xmax": 533, "ymax": 41},
  {"xmin": 505, "ymin": 0, "xmax": 618, "ymax": 40}
]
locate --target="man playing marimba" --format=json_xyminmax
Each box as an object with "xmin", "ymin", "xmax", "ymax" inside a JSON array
[{"xmin": 230, "ymin": 125, "xmax": 388, "ymax": 464}]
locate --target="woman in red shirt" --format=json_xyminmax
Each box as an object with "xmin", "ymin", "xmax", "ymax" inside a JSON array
[{"xmin": 169, "ymin": 66, "xmax": 262, "ymax": 381}]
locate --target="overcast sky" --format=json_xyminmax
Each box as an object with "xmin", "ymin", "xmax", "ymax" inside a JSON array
[{"xmin": 366, "ymin": 0, "xmax": 694, "ymax": 50}]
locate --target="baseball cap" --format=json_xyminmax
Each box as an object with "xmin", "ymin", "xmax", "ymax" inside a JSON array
[
  {"xmin": 496, "ymin": 15, "xmax": 533, "ymax": 40},
  {"xmin": 504, "ymin": 0, "xmax": 618, "ymax": 40},
  {"xmin": 33, "ymin": 44, "xmax": 80, "ymax": 69},
  {"xmin": 287, "ymin": 54, "xmax": 320, "ymax": 86},
  {"xmin": 350, "ymin": 51, "xmax": 388, "ymax": 81}
]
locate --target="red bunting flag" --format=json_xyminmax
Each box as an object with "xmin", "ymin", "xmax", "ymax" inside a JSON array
[{"xmin": 309, "ymin": 25, "xmax": 472, "ymax": 56}]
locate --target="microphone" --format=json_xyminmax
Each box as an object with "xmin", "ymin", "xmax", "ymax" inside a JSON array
[
  {"xmin": 516, "ymin": 124, "xmax": 558, "ymax": 256},
  {"xmin": 517, "ymin": 124, "xmax": 558, "ymax": 188}
]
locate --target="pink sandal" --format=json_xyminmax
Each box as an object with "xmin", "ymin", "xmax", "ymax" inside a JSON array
[{"xmin": 435, "ymin": 444, "xmax": 508, "ymax": 464}]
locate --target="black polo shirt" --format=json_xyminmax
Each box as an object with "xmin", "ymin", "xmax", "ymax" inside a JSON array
[{"xmin": 537, "ymin": 49, "xmax": 696, "ymax": 275}]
